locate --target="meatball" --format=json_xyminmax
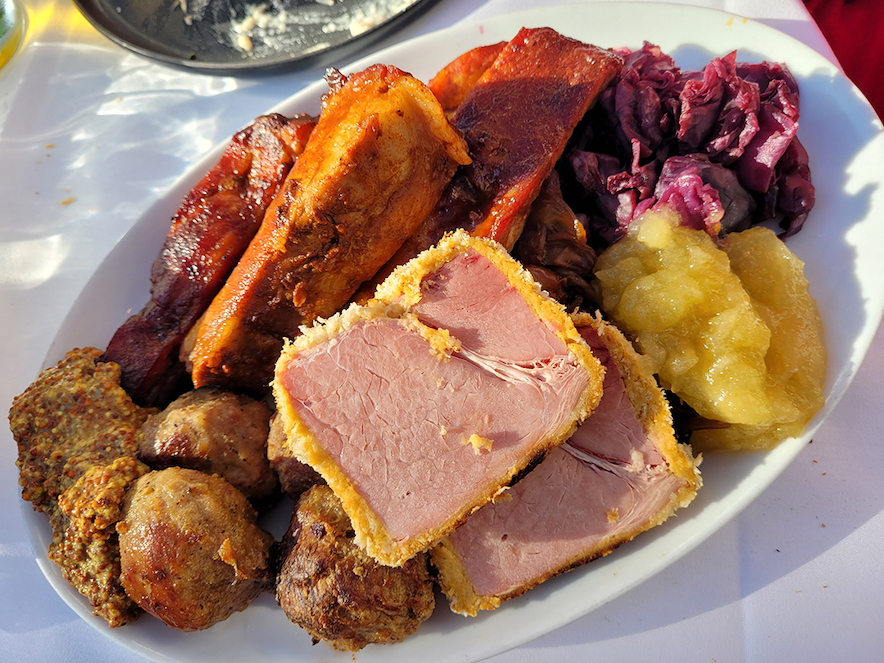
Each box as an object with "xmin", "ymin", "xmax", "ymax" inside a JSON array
[
  {"xmin": 138, "ymin": 387, "xmax": 278, "ymax": 506},
  {"xmin": 276, "ymin": 485, "xmax": 435, "ymax": 651},
  {"xmin": 8, "ymin": 347, "xmax": 155, "ymax": 627},
  {"xmin": 118, "ymin": 467, "xmax": 274, "ymax": 631},
  {"xmin": 50, "ymin": 456, "xmax": 150, "ymax": 627},
  {"xmin": 266, "ymin": 412, "xmax": 322, "ymax": 500},
  {"xmin": 10, "ymin": 347, "xmax": 154, "ymax": 516}
]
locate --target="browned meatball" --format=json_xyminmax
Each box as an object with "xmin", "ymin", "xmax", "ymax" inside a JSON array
[
  {"xmin": 266, "ymin": 412, "xmax": 322, "ymax": 500},
  {"xmin": 138, "ymin": 387, "xmax": 278, "ymax": 506},
  {"xmin": 276, "ymin": 485, "xmax": 435, "ymax": 651},
  {"xmin": 118, "ymin": 467, "xmax": 274, "ymax": 631}
]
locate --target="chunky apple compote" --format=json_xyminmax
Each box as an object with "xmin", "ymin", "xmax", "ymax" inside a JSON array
[{"xmin": 594, "ymin": 209, "xmax": 825, "ymax": 451}]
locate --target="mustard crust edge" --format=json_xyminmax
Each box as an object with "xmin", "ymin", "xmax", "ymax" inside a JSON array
[
  {"xmin": 273, "ymin": 230, "xmax": 607, "ymax": 567},
  {"xmin": 434, "ymin": 310, "xmax": 701, "ymax": 613}
]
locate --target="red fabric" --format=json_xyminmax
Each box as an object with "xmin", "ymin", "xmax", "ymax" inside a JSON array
[{"xmin": 804, "ymin": 0, "xmax": 884, "ymax": 118}]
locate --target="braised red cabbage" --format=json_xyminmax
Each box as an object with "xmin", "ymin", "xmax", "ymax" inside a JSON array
[{"xmin": 560, "ymin": 41, "xmax": 814, "ymax": 247}]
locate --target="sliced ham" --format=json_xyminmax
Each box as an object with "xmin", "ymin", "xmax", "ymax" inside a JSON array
[
  {"xmin": 432, "ymin": 313, "xmax": 701, "ymax": 615},
  {"xmin": 272, "ymin": 231, "xmax": 604, "ymax": 566}
]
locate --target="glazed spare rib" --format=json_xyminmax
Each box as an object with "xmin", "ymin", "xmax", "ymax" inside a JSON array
[
  {"xmin": 102, "ymin": 113, "xmax": 316, "ymax": 405},
  {"xmin": 187, "ymin": 64, "xmax": 471, "ymax": 395},
  {"xmin": 273, "ymin": 231, "xmax": 604, "ymax": 567},
  {"xmin": 427, "ymin": 41, "xmax": 507, "ymax": 116},
  {"xmin": 365, "ymin": 27, "xmax": 623, "ymax": 292},
  {"xmin": 432, "ymin": 313, "xmax": 701, "ymax": 615}
]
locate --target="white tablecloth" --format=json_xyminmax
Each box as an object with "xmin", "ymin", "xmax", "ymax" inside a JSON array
[{"xmin": 1, "ymin": 1, "xmax": 881, "ymax": 661}]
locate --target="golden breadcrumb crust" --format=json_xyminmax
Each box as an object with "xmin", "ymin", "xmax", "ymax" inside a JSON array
[
  {"xmin": 273, "ymin": 230, "xmax": 604, "ymax": 566},
  {"xmin": 432, "ymin": 312, "xmax": 701, "ymax": 615}
]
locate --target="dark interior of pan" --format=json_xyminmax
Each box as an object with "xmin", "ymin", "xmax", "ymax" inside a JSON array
[{"xmin": 73, "ymin": 0, "xmax": 435, "ymax": 74}]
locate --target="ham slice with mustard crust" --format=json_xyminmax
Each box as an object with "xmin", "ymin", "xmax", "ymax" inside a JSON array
[
  {"xmin": 272, "ymin": 231, "xmax": 604, "ymax": 567},
  {"xmin": 432, "ymin": 312, "xmax": 701, "ymax": 615}
]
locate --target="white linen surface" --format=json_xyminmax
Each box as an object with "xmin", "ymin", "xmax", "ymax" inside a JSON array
[{"xmin": 0, "ymin": 1, "xmax": 880, "ymax": 662}]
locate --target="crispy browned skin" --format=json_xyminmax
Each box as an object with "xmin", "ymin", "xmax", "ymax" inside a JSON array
[
  {"xmin": 102, "ymin": 114, "xmax": 316, "ymax": 406},
  {"xmin": 428, "ymin": 41, "xmax": 506, "ymax": 115},
  {"xmin": 118, "ymin": 467, "xmax": 274, "ymax": 631},
  {"xmin": 188, "ymin": 64, "xmax": 470, "ymax": 394},
  {"xmin": 365, "ymin": 28, "xmax": 622, "ymax": 292},
  {"xmin": 138, "ymin": 387, "xmax": 278, "ymax": 507},
  {"xmin": 275, "ymin": 486, "xmax": 435, "ymax": 651}
]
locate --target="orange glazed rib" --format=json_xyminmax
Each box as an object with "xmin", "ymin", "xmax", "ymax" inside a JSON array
[
  {"xmin": 187, "ymin": 65, "xmax": 471, "ymax": 394},
  {"xmin": 429, "ymin": 41, "xmax": 507, "ymax": 115},
  {"xmin": 369, "ymin": 28, "xmax": 622, "ymax": 289}
]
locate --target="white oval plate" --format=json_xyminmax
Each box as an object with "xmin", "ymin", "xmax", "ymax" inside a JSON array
[{"xmin": 25, "ymin": 3, "xmax": 884, "ymax": 662}]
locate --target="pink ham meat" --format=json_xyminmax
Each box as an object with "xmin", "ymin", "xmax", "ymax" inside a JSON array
[
  {"xmin": 273, "ymin": 232, "xmax": 603, "ymax": 567},
  {"xmin": 432, "ymin": 313, "xmax": 700, "ymax": 614}
]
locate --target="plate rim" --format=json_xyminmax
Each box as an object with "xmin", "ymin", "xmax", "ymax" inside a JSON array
[{"xmin": 23, "ymin": 3, "xmax": 884, "ymax": 662}]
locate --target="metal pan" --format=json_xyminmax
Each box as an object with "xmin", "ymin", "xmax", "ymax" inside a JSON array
[{"xmin": 72, "ymin": 0, "xmax": 435, "ymax": 74}]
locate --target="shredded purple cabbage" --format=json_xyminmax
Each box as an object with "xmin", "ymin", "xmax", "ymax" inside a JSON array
[{"xmin": 561, "ymin": 42, "xmax": 815, "ymax": 247}]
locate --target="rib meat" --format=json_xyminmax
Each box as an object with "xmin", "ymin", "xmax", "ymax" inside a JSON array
[
  {"xmin": 102, "ymin": 113, "xmax": 316, "ymax": 405},
  {"xmin": 366, "ymin": 28, "xmax": 622, "ymax": 291},
  {"xmin": 188, "ymin": 65, "xmax": 471, "ymax": 395},
  {"xmin": 428, "ymin": 41, "xmax": 506, "ymax": 116}
]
